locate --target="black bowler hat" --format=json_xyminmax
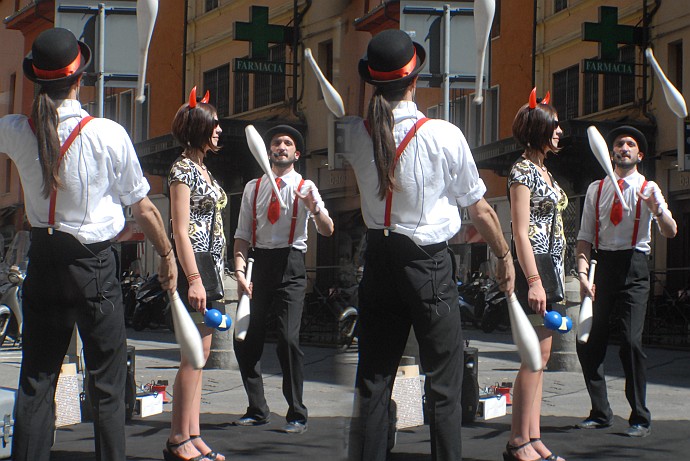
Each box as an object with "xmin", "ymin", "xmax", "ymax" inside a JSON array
[
  {"xmin": 358, "ymin": 29, "xmax": 426, "ymax": 89},
  {"xmin": 264, "ymin": 125, "xmax": 305, "ymax": 154},
  {"xmin": 607, "ymin": 125, "xmax": 648, "ymax": 156},
  {"xmin": 23, "ymin": 28, "xmax": 91, "ymax": 87}
]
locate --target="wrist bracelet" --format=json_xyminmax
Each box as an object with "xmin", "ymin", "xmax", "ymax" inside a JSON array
[
  {"xmin": 578, "ymin": 271, "xmax": 588, "ymax": 278},
  {"xmin": 235, "ymin": 269, "xmax": 246, "ymax": 276},
  {"xmin": 159, "ymin": 246, "xmax": 173, "ymax": 258},
  {"xmin": 186, "ymin": 272, "xmax": 201, "ymax": 282},
  {"xmin": 499, "ymin": 248, "xmax": 510, "ymax": 260},
  {"xmin": 527, "ymin": 274, "xmax": 541, "ymax": 286}
]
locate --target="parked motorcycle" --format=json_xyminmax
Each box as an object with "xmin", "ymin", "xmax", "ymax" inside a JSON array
[
  {"xmin": 0, "ymin": 231, "xmax": 30, "ymax": 347},
  {"xmin": 457, "ymin": 272, "xmax": 490, "ymax": 328},
  {"xmin": 131, "ymin": 273, "xmax": 173, "ymax": 331},
  {"xmin": 121, "ymin": 271, "xmax": 144, "ymax": 327},
  {"xmin": 479, "ymin": 280, "xmax": 510, "ymax": 333}
]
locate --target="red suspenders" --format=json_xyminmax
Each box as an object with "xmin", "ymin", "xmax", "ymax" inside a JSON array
[
  {"xmin": 252, "ymin": 176, "xmax": 305, "ymax": 248},
  {"xmin": 594, "ymin": 178, "xmax": 648, "ymax": 249},
  {"xmin": 28, "ymin": 116, "xmax": 94, "ymax": 226},
  {"xmin": 382, "ymin": 117, "xmax": 430, "ymax": 234}
]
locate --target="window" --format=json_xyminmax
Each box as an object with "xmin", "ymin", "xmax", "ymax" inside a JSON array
[
  {"xmin": 104, "ymin": 94, "xmax": 117, "ymax": 122},
  {"xmin": 467, "ymin": 100, "xmax": 482, "ymax": 148},
  {"xmin": 134, "ymin": 85, "xmax": 149, "ymax": 142},
  {"xmin": 118, "ymin": 91, "xmax": 133, "ymax": 136},
  {"xmin": 203, "ymin": 64, "xmax": 230, "ymax": 117},
  {"xmin": 483, "ymin": 87, "xmax": 499, "ymax": 144},
  {"xmin": 233, "ymin": 66, "xmax": 249, "ymax": 114},
  {"xmin": 553, "ymin": 64, "xmax": 579, "ymax": 120},
  {"xmin": 669, "ymin": 41, "xmax": 683, "ymax": 92},
  {"xmin": 583, "ymin": 67, "xmax": 598, "ymax": 115},
  {"xmin": 427, "ymin": 104, "xmax": 440, "ymax": 119},
  {"xmin": 254, "ymin": 45, "xmax": 286, "ymax": 108},
  {"xmin": 603, "ymin": 46, "xmax": 635, "ymax": 109},
  {"xmin": 317, "ymin": 41, "xmax": 334, "ymax": 102},
  {"xmin": 205, "ymin": 0, "xmax": 218, "ymax": 13},
  {"xmin": 451, "ymin": 96, "xmax": 467, "ymax": 132},
  {"xmin": 554, "ymin": 0, "xmax": 567, "ymax": 13}
]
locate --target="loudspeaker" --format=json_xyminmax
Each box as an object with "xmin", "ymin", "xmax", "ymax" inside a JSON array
[
  {"xmin": 125, "ymin": 345, "xmax": 136, "ymax": 421},
  {"xmin": 461, "ymin": 346, "xmax": 479, "ymax": 424},
  {"xmin": 81, "ymin": 345, "xmax": 136, "ymax": 422}
]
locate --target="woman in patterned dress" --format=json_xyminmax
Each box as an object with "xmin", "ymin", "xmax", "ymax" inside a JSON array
[
  {"xmin": 164, "ymin": 88, "xmax": 227, "ymax": 461},
  {"xmin": 504, "ymin": 89, "xmax": 567, "ymax": 461}
]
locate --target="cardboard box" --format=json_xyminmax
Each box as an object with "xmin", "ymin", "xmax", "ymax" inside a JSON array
[
  {"xmin": 391, "ymin": 365, "xmax": 424, "ymax": 429},
  {"xmin": 55, "ymin": 363, "xmax": 82, "ymax": 427},
  {"xmin": 136, "ymin": 392, "xmax": 163, "ymax": 418},
  {"xmin": 477, "ymin": 394, "xmax": 506, "ymax": 420}
]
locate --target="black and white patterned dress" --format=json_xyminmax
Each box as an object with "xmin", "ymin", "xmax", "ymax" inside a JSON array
[
  {"xmin": 508, "ymin": 158, "xmax": 568, "ymax": 286},
  {"xmin": 168, "ymin": 156, "xmax": 227, "ymax": 273}
]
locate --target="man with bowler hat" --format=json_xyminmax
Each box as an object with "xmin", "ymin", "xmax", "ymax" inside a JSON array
[
  {"xmin": 233, "ymin": 125, "xmax": 334, "ymax": 434},
  {"xmin": 575, "ymin": 125, "xmax": 676, "ymax": 438},
  {"xmin": 342, "ymin": 29, "xmax": 514, "ymax": 460},
  {"xmin": 0, "ymin": 28, "xmax": 177, "ymax": 461}
]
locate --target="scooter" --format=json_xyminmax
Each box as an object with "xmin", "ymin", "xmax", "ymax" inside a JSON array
[
  {"xmin": 0, "ymin": 231, "xmax": 30, "ymax": 347},
  {"xmin": 121, "ymin": 271, "xmax": 144, "ymax": 327},
  {"xmin": 457, "ymin": 272, "xmax": 490, "ymax": 328},
  {"xmin": 131, "ymin": 273, "xmax": 173, "ymax": 331},
  {"xmin": 479, "ymin": 280, "xmax": 510, "ymax": 333},
  {"xmin": 0, "ymin": 265, "xmax": 25, "ymax": 347}
]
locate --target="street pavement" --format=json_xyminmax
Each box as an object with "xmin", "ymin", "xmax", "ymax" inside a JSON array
[{"xmin": 1, "ymin": 325, "xmax": 689, "ymax": 460}]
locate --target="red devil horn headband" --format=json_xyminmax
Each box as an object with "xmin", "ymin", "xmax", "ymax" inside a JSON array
[
  {"xmin": 188, "ymin": 86, "xmax": 211, "ymax": 108},
  {"xmin": 528, "ymin": 87, "xmax": 551, "ymax": 109}
]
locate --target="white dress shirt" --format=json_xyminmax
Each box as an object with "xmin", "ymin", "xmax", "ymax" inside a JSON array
[
  {"xmin": 234, "ymin": 169, "xmax": 328, "ymax": 252},
  {"xmin": 340, "ymin": 100, "xmax": 486, "ymax": 246},
  {"xmin": 0, "ymin": 99, "xmax": 150, "ymax": 244},
  {"xmin": 577, "ymin": 170, "xmax": 670, "ymax": 253}
]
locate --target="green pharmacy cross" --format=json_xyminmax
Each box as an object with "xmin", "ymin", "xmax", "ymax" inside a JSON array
[
  {"xmin": 582, "ymin": 6, "xmax": 643, "ymax": 61},
  {"xmin": 234, "ymin": 6, "xmax": 288, "ymax": 60}
]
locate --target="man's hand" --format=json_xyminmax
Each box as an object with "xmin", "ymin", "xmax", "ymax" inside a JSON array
[
  {"xmin": 495, "ymin": 256, "xmax": 515, "ymax": 296},
  {"xmin": 157, "ymin": 252, "xmax": 177, "ymax": 293}
]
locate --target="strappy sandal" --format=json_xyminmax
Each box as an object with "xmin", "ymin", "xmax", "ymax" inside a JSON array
[
  {"xmin": 503, "ymin": 441, "xmax": 544, "ymax": 461},
  {"xmin": 530, "ymin": 438, "xmax": 564, "ymax": 461},
  {"xmin": 190, "ymin": 435, "xmax": 224, "ymax": 461},
  {"xmin": 163, "ymin": 438, "xmax": 208, "ymax": 461}
]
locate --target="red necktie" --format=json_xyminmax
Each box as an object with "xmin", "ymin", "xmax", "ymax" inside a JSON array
[
  {"xmin": 610, "ymin": 179, "xmax": 625, "ymax": 226},
  {"xmin": 267, "ymin": 178, "xmax": 282, "ymax": 224}
]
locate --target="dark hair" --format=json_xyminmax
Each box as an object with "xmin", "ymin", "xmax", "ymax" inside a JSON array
[
  {"xmin": 31, "ymin": 84, "xmax": 74, "ymax": 199},
  {"xmin": 512, "ymin": 102, "xmax": 561, "ymax": 155},
  {"xmin": 366, "ymin": 84, "xmax": 408, "ymax": 200},
  {"xmin": 171, "ymin": 102, "xmax": 220, "ymax": 153}
]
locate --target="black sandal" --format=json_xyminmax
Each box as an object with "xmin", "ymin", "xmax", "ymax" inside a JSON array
[
  {"xmin": 530, "ymin": 438, "xmax": 562, "ymax": 461},
  {"xmin": 503, "ymin": 440, "xmax": 544, "ymax": 461},
  {"xmin": 190, "ymin": 435, "xmax": 224, "ymax": 461},
  {"xmin": 163, "ymin": 438, "xmax": 208, "ymax": 461}
]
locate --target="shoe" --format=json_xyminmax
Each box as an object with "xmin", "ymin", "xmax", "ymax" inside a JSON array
[
  {"xmin": 625, "ymin": 424, "xmax": 651, "ymax": 438},
  {"xmin": 190, "ymin": 435, "xmax": 224, "ymax": 461},
  {"xmin": 163, "ymin": 439, "xmax": 208, "ymax": 461},
  {"xmin": 233, "ymin": 415, "xmax": 270, "ymax": 426},
  {"xmin": 530, "ymin": 438, "xmax": 564, "ymax": 461},
  {"xmin": 281, "ymin": 421, "xmax": 307, "ymax": 434},
  {"xmin": 503, "ymin": 441, "xmax": 543, "ymax": 461},
  {"xmin": 575, "ymin": 418, "xmax": 613, "ymax": 429}
]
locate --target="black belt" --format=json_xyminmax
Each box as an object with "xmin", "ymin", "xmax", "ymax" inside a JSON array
[
  {"xmin": 31, "ymin": 228, "xmax": 112, "ymax": 254},
  {"xmin": 367, "ymin": 229, "xmax": 448, "ymax": 254}
]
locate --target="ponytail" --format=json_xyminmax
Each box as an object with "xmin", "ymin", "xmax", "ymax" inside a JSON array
[
  {"xmin": 367, "ymin": 86, "xmax": 406, "ymax": 200},
  {"xmin": 30, "ymin": 86, "xmax": 71, "ymax": 198}
]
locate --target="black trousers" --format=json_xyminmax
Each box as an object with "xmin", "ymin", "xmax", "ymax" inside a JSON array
[
  {"xmin": 233, "ymin": 247, "xmax": 308, "ymax": 423},
  {"xmin": 349, "ymin": 231, "xmax": 463, "ymax": 461},
  {"xmin": 13, "ymin": 229, "xmax": 126, "ymax": 461},
  {"xmin": 576, "ymin": 249, "xmax": 651, "ymax": 427}
]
